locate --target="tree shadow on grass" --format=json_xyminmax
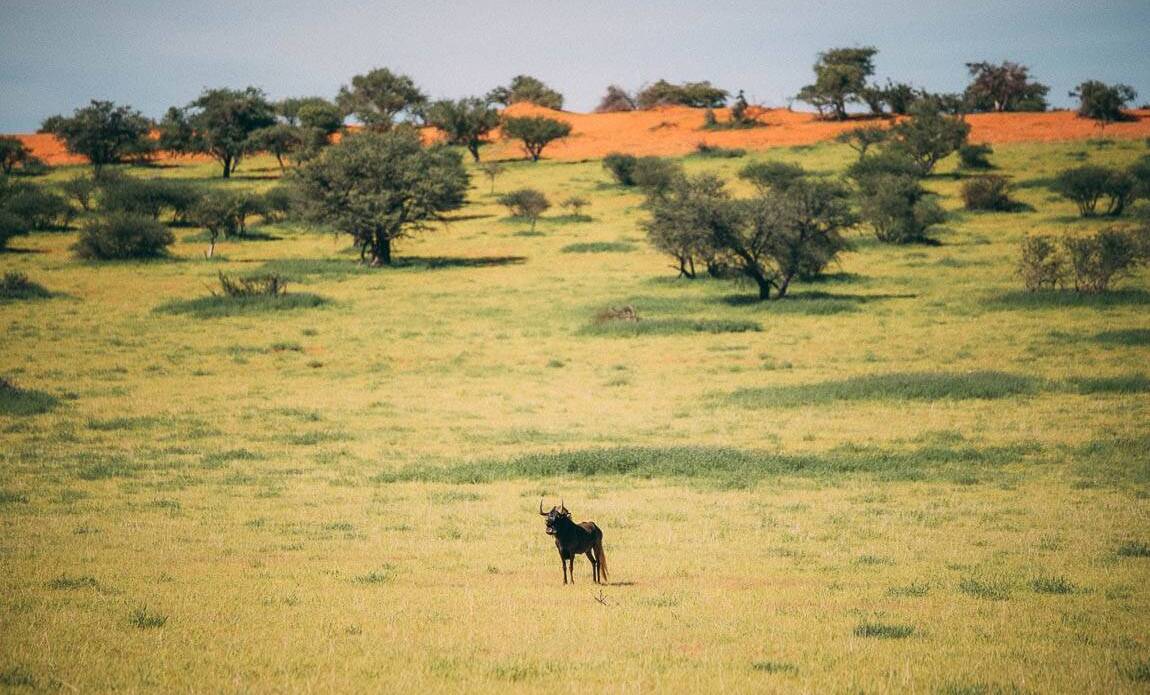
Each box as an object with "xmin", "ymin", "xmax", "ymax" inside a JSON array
[
  {"xmin": 987, "ymin": 289, "xmax": 1150, "ymax": 310},
  {"xmin": 719, "ymin": 290, "xmax": 916, "ymax": 310},
  {"xmin": 393, "ymin": 255, "xmax": 527, "ymax": 270},
  {"xmin": 439, "ymin": 213, "xmax": 498, "ymax": 223}
]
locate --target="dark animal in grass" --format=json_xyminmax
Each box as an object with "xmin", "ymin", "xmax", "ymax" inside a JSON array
[{"xmin": 539, "ymin": 499, "xmax": 608, "ymax": 584}]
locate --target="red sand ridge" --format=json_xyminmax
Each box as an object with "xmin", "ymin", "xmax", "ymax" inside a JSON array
[{"xmin": 13, "ymin": 105, "xmax": 1150, "ymax": 166}]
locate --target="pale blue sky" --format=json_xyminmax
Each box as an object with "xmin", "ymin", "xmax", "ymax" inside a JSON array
[{"xmin": 1, "ymin": 0, "xmax": 1147, "ymax": 131}]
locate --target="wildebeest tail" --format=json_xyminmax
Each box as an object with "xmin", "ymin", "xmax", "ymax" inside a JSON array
[{"xmin": 594, "ymin": 539, "xmax": 608, "ymax": 581}]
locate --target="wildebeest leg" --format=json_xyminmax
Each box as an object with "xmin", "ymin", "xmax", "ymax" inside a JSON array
[
  {"xmin": 560, "ymin": 552, "xmax": 567, "ymax": 584},
  {"xmin": 568, "ymin": 557, "xmax": 575, "ymax": 584},
  {"xmin": 586, "ymin": 550, "xmax": 599, "ymax": 583}
]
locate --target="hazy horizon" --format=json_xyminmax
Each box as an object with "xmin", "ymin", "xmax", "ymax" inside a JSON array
[{"xmin": 2, "ymin": 0, "xmax": 1148, "ymax": 131}]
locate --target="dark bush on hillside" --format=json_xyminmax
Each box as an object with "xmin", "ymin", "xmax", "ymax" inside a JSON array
[
  {"xmin": 261, "ymin": 186, "xmax": 296, "ymax": 223},
  {"xmin": 0, "ymin": 211, "xmax": 30, "ymax": 250},
  {"xmin": 857, "ymin": 174, "xmax": 945, "ymax": 243},
  {"xmin": 631, "ymin": 157, "xmax": 683, "ymax": 194},
  {"xmin": 958, "ymin": 143, "xmax": 994, "ymax": 169},
  {"xmin": 886, "ymin": 101, "xmax": 970, "ymax": 175},
  {"xmin": 61, "ymin": 175, "xmax": 98, "ymax": 211},
  {"xmin": 961, "ymin": 175, "xmax": 1021, "ymax": 211},
  {"xmin": 0, "ymin": 271, "xmax": 51, "ymax": 300},
  {"xmin": 72, "ymin": 214, "xmax": 174, "ymax": 259},
  {"xmin": 98, "ymin": 176, "xmax": 203, "ymax": 222},
  {"xmin": 3, "ymin": 185, "xmax": 72, "ymax": 229},
  {"xmin": 1018, "ymin": 235, "xmax": 1066, "ymax": 291},
  {"xmin": 1071, "ymin": 81, "xmax": 1137, "ymax": 128},
  {"xmin": 1052, "ymin": 166, "xmax": 1138, "ymax": 217},
  {"xmin": 738, "ymin": 161, "xmax": 807, "ymax": 193},
  {"xmin": 694, "ymin": 143, "xmax": 746, "ymax": 158},
  {"xmin": 595, "ymin": 85, "xmax": 637, "ymax": 113},
  {"xmin": 636, "ymin": 80, "xmax": 728, "ymax": 109},
  {"xmin": 603, "ymin": 153, "xmax": 639, "ymax": 185},
  {"xmin": 846, "ymin": 149, "xmax": 923, "ymax": 182},
  {"xmin": 496, "ymin": 188, "xmax": 550, "ymax": 231}
]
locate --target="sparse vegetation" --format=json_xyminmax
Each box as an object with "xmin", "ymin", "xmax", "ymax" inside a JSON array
[
  {"xmin": 72, "ymin": 213, "xmax": 174, "ymax": 259},
  {"xmin": 501, "ymin": 116, "xmax": 572, "ymax": 162}
]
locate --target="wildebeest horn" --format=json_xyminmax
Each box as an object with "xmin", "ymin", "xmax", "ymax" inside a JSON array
[
  {"xmin": 560, "ymin": 498, "xmax": 566, "ymax": 512},
  {"xmin": 539, "ymin": 497, "xmax": 547, "ymax": 516}
]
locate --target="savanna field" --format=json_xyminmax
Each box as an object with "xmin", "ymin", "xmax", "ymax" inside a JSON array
[{"xmin": 3, "ymin": 129, "xmax": 1150, "ymax": 693}]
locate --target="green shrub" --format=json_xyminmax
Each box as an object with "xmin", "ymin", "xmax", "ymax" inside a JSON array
[
  {"xmin": 2, "ymin": 185, "xmax": 72, "ymax": 229},
  {"xmin": 603, "ymin": 153, "xmax": 639, "ymax": 185},
  {"xmin": 0, "ymin": 210, "xmax": 29, "ymax": 250},
  {"xmin": 694, "ymin": 142, "xmax": 746, "ymax": 158},
  {"xmin": 497, "ymin": 188, "xmax": 550, "ymax": 231},
  {"xmin": 631, "ymin": 157, "xmax": 683, "ymax": 194},
  {"xmin": 958, "ymin": 143, "xmax": 994, "ymax": 169},
  {"xmin": 216, "ymin": 272, "xmax": 287, "ymax": 297},
  {"xmin": 72, "ymin": 213, "xmax": 174, "ymax": 259},
  {"xmin": 738, "ymin": 161, "xmax": 806, "ymax": 192},
  {"xmin": 61, "ymin": 175, "xmax": 98, "ymax": 211},
  {"xmin": 1062, "ymin": 226, "xmax": 1149, "ymax": 292},
  {"xmin": 0, "ymin": 271, "xmax": 51, "ymax": 300},
  {"xmin": 1018, "ymin": 235, "xmax": 1066, "ymax": 291},
  {"xmin": 961, "ymin": 175, "xmax": 1019, "ymax": 211},
  {"xmin": 857, "ymin": 175, "xmax": 945, "ymax": 243},
  {"xmin": 261, "ymin": 186, "xmax": 296, "ymax": 222},
  {"xmin": 1052, "ymin": 166, "xmax": 1138, "ymax": 217},
  {"xmin": 99, "ymin": 176, "xmax": 203, "ymax": 222}
]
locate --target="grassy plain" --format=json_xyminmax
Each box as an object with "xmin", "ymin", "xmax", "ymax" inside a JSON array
[{"xmin": 1, "ymin": 136, "xmax": 1149, "ymax": 693}]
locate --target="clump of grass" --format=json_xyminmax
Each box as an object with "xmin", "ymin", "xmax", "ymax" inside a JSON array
[
  {"xmin": 693, "ymin": 143, "xmax": 747, "ymax": 158},
  {"xmin": 853, "ymin": 622, "xmax": 914, "ymax": 639},
  {"xmin": 751, "ymin": 661, "xmax": 797, "ymax": 674},
  {"xmin": 937, "ymin": 681, "xmax": 1024, "ymax": 695},
  {"xmin": 987, "ymin": 289, "xmax": 1150, "ymax": 310},
  {"xmin": 46, "ymin": 575, "xmax": 98, "ymax": 590},
  {"xmin": 0, "ymin": 490, "xmax": 29, "ymax": 504},
  {"xmin": 0, "ymin": 377, "xmax": 59, "ymax": 416},
  {"xmin": 1124, "ymin": 659, "xmax": 1150, "ymax": 683},
  {"xmin": 0, "ymin": 666, "xmax": 36, "ymax": 688},
  {"xmin": 727, "ymin": 371, "xmax": 1039, "ymax": 408},
  {"xmin": 372, "ymin": 442, "xmax": 1032, "ymax": 485},
  {"xmin": 1117, "ymin": 541, "xmax": 1150, "ymax": 557},
  {"xmin": 130, "ymin": 606, "xmax": 167, "ymax": 629},
  {"xmin": 580, "ymin": 318, "xmax": 761, "ymax": 337},
  {"xmin": 216, "ymin": 272, "xmax": 287, "ymax": 297},
  {"xmin": 959, "ymin": 577, "xmax": 1012, "ymax": 601},
  {"xmin": 201, "ymin": 448, "xmax": 262, "ymax": 469},
  {"xmin": 354, "ymin": 567, "xmax": 394, "ymax": 585},
  {"xmin": 0, "ymin": 272, "xmax": 51, "ymax": 301},
  {"xmin": 856, "ymin": 555, "xmax": 894, "ymax": 566},
  {"xmin": 561, "ymin": 241, "xmax": 636, "ymax": 253},
  {"xmin": 1094, "ymin": 328, "xmax": 1150, "ymax": 346},
  {"xmin": 156, "ymin": 292, "xmax": 327, "ymax": 318},
  {"xmin": 76, "ymin": 457, "xmax": 136, "ymax": 480},
  {"xmin": 1065, "ymin": 374, "xmax": 1150, "ymax": 395},
  {"xmin": 886, "ymin": 582, "xmax": 929, "ymax": 598},
  {"xmin": 1030, "ymin": 575, "xmax": 1076, "ymax": 594}
]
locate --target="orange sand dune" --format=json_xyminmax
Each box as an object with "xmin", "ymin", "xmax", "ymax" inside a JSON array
[{"xmin": 13, "ymin": 105, "xmax": 1150, "ymax": 166}]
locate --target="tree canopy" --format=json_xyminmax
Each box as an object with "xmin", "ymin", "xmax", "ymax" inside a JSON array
[
  {"xmin": 424, "ymin": 98, "xmax": 501, "ymax": 161},
  {"xmin": 796, "ymin": 47, "xmax": 878, "ymax": 120},
  {"xmin": 293, "ymin": 129, "xmax": 469, "ymax": 266},
  {"xmin": 964, "ymin": 61, "xmax": 1049, "ymax": 112},
  {"xmin": 39, "ymin": 100, "xmax": 152, "ymax": 172},
  {"xmin": 336, "ymin": 68, "xmax": 427, "ymax": 131},
  {"xmin": 159, "ymin": 87, "xmax": 276, "ymax": 178},
  {"xmin": 501, "ymin": 116, "xmax": 572, "ymax": 161},
  {"xmin": 486, "ymin": 75, "xmax": 564, "ymax": 110}
]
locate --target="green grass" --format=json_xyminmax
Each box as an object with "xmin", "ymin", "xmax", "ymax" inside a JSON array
[
  {"xmin": 155, "ymin": 292, "xmax": 329, "ymax": 318},
  {"xmin": 579, "ymin": 318, "xmax": 762, "ymax": 336},
  {"xmin": 560, "ymin": 241, "xmax": 637, "ymax": 253},
  {"xmin": 373, "ymin": 442, "xmax": 1036, "ymax": 485},
  {"xmin": 0, "ymin": 381, "xmax": 59, "ymax": 416},
  {"xmin": 853, "ymin": 622, "xmax": 915, "ymax": 639},
  {"xmin": 1116, "ymin": 541, "xmax": 1150, "ymax": 557},
  {"xmin": 1094, "ymin": 328, "xmax": 1150, "ymax": 346},
  {"xmin": 1066, "ymin": 373, "xmax": 1150, "ymax": 394},
  {"xmin": 727, "ymin": 371, "xmax": 1040, "ymax": 408},
  {"xmin": 1030, "ymin": 575, "xmax": 1076, "ymax": 594},
  {"xmin": 254, "ymin": 258, "xmax": 371, "ymax": 281}
]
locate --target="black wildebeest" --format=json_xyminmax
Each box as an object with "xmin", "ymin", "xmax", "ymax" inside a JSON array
[{"xmin": 539, "ymin": 499, "xmax": 608, "ymax": 584}]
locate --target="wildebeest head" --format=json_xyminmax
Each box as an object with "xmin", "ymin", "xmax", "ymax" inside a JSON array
[{"xmin": 539, "ymin": 498, "xmax": 570, "ymax": 535}]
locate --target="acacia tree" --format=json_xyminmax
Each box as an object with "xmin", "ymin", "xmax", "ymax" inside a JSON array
[
  {"xmin": 964, "ymin": 61, "xmax": 1050, "ymax": 112},
  {"xmin": 0, "ymin": 137, "xmax": 35, "ymax": 175},
  {"xmin": 644, "ymin": 173, "xmax": 854, "ymax": 298},
  {"xmin": 39, "ymin": 100, "xmax": 152, "ymax": 172},
  {"xmin": 636, "ymin": 80, "xmax": 729, "ymax": 109},
  {"xmin": 294, "ymin": 130, "xmax": 468, "ymax": 266},
  {"xmin": 248, "ymin": 124, "xmax": 307, "ymax": 171},
  {"xmin": 836, "ymin": 126, "xmax": 889, "ymax": 159},
  {"xmin": 424, "ymin": 98, "xmax": 501, "ymax": 161},
  {"xmin": 160, "ymin": 87, "xmax": 276, "ymax": 178},
  {"xmin": 1071, "ymin": 81, "xmax": 1138, "ymax": 132},
  {"xmin": 796, "ymin": 47, "xmax": 878, "ymax": 120},
  {"xmin": 595, "ymin": 85, "xmax": 637, "ymax": 112},
  {"xmin": 486, "ymin": 75, "xmax": 564, "ymax": 109},
  {"xmin": 336, "ymin": 68, "xmax": 427, "ymax": 131},
  {"xmin": 886, "ymin": 101, "xmax": 970, "ymax": 175},
  {"xmin": 502, "ymin": 116, "xmax": 572, "ymax": 161}
]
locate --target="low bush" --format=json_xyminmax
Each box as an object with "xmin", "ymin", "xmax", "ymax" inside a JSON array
[
  {"xmin": 98, "ymin": 176, "xmax": 203, "ymax": 222},
  {"xmin": 1052, "ymin": 165, "xmax": 1138, "ymax": 217},
  {"xmin": 1063, "ymin": 226, "xmax": 1149, "ymax": 292},
  {"xmin": 497, "ymin": 188, "xmax": 549, "ymax": 232},
  {"xmin": 1018, "ymin": 235, "xmax": 1066, "ymax": 291},
  {"xmin": 694, "ymin": 142, "xmax": 746, "ymax": 158},
  {"xmin": 61, "ymin": 175, "xmax": 98, "ymax": 211},
  {"xmin": 603, "ymin": 153, "xmax": 639, "ymax": 186},
  {"xmin": 216, "ymin": 272, "xmax": 287, "ymax": 297},
  {"xmin": 72, "ymin": 213, "xmax": 174, "ymax": 259},
  {"xmin": 0, "ymin": 271, "xmax": 51, "ymax": 300},
  {"xmin": 857, "ymin": 175, "xmax": 946, "ymax": 243},
  {"xmin": 2, "ymin": 184, "xmax": 72, "ymax": 229},
  {"xmin": 0, "ymin": 210, "xmax": 29, "ymax": 250},
  {"xmin": 631, "ymin": 157, "xmax": 683, "ymax": 194},
  {"xmin": 961, "ymin": 175, "xmax": 1020, "ymax": 211}
]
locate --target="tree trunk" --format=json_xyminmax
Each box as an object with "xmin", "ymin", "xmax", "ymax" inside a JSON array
[
  {"xmin": 221, "ymin": 155, "xmax": 232, "ymax": 178},
  {"xmin": 371, "ymin": 235, "xmax": 393, "ymax": 266},
  {"xmin": 776, "ymin": 273, "xmax": 794, "ymax": 299},
  {"xmin": 468, "ymin": 142, "xmax": 481, "ymax": 162}
]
